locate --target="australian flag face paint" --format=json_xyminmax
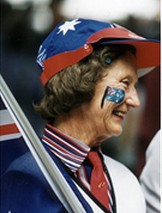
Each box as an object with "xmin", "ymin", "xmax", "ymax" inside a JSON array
[{"xmin": 101, "ymin": 86, "xmax": 125, "ymax": 108}]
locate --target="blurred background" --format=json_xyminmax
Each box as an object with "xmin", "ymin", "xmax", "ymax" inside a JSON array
[{"xmin": 1, "ymin": 0, "xmax": 160, "ymax": 177}]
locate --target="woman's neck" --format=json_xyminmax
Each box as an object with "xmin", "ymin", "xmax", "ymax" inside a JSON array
[{"xmin": 53, "ymin": 108, "xmax": 107, "ymax": 147}]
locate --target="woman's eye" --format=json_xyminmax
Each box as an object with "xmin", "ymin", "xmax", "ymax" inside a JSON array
[{"xmin": 122, "ymin": 80, "xmax": 129, "ymax": 87}]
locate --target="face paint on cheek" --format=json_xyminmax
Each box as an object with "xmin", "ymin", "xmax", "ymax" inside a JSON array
[{"xmin": 101, "ymin": 86, "xmax": 125, "ymax": 108}]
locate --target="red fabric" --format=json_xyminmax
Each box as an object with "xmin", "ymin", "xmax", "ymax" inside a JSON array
[
  {"xmin": 88, "ymin": 151, "xmax": 110, "ymax": 210},
  {"xmin": 0, "ymin": 124, "xmax": 19, "ymax": 135}
]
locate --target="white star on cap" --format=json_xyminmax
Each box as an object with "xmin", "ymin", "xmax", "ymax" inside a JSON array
[{"xmin": 57, "ymin": 19, "xmax": 81, "ymax": 35}]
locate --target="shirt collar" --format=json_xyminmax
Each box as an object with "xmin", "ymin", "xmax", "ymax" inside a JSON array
[{"xmin": 42, "ymin": 124, "xmax": 90, "ymax": 172}]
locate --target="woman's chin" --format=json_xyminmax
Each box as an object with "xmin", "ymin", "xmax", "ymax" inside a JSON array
[{"xmin": 111, "ymin": 126, "xmax": 123, "ymax": 137}]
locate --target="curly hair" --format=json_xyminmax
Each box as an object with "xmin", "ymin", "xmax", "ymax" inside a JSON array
[{"xmin": 34, "ymin": 44, "xmax": 136, "ymax": 123}]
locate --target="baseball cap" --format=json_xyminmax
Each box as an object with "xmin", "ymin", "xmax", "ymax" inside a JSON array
[{"xmin": 36, "ymin": 18, "xmax": 160, "ymax": 85}]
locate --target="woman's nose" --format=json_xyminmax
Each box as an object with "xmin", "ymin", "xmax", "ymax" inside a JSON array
[{"xmin": 125, "ymin": 88, "xmax": 141, "ymax": 108}]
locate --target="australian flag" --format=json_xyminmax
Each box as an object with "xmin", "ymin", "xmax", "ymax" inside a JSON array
[{"xmin": 105, "ymin": 87, "xmax": 125, "ymax": 104}]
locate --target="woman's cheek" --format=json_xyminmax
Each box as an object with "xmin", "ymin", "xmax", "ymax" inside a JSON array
[{"xmin": 100, "ymin": 86, "xmax": 125, "ymax": 108}]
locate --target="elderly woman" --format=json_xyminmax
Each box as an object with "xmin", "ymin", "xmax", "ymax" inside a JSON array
[{"xmin": 1, "ymin": 19, "xmax": 160, "ymax": 213}]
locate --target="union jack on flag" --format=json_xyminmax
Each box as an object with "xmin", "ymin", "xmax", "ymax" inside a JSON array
[{"xmin": 107, "ymin": 88, "xmax": 116, "ymax": 95}]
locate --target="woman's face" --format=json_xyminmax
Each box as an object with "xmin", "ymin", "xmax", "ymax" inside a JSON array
[{"xmin": 84, "ymin": 52, "xmax": 140, "ymax": 141}]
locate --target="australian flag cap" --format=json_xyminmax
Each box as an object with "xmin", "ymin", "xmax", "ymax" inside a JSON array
[{"xmin": 36, "ymin": 18, "xmax": 160, "ymax": 85}]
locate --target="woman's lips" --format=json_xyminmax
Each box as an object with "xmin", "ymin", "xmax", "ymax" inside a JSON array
[{"xmin": 112, "ymin": 110, "xmax": 127, "ymax": 119}]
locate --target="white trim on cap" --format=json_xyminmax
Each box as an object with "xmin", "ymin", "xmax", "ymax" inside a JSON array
[{"xmin": 137, "ymin": 66, "xmax": 155, "ymax": 78}]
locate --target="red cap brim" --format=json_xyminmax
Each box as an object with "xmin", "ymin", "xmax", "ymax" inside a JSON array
[{"xmin": 88, "ymin": 28, "xmax": 160, "ymax": 69}]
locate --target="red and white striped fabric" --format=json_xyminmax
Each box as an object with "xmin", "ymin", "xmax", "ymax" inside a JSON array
[{"xmin": 0, "ymin": 109, "xmax": 21, "ymax": 141}]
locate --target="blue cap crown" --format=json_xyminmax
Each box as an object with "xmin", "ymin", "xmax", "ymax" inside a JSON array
[{"xmin": 37, "ymin": 19, "xmax": 113, "ymax": 69}]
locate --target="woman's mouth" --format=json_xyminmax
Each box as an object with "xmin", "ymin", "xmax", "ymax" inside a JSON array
[{"xmin": 112, "ymin": 110, "xmax": 126, "ymax": 119}]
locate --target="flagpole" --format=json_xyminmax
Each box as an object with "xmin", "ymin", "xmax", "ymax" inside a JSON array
[{"xmin": 0, "ymin": 75, "xmax": 86, "ymax": 213}]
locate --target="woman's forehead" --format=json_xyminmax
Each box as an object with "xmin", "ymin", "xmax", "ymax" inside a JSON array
[{"xmin": 104, "ymin": 53, "xmax": 137, "ymax": 79}]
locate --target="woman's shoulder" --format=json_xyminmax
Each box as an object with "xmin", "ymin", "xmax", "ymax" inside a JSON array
[
  {"xmin": 2, "ymin": 151, "xmax": 43, "ymax": 181},
  {"xmin": 1, "ymin": 152, "xmax": 66, "ymax": 213}
]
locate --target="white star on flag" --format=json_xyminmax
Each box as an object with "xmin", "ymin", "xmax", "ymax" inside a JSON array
[{"xmin": 57, "ymin": 19, "xmax": 81, "ymax": 35}]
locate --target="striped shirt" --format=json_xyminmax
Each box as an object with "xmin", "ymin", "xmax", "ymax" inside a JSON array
[
  {"xmin": 42, "ymin": 124, "xmax": 114, "ymax": 212},
  {"xmin": 42, "ymin": 124, "xmax": 90, "ymax": 172}
]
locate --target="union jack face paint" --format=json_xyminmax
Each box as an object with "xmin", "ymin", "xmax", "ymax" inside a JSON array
[{"xmin": 101, "ymin": 86, "xmax": 125, "ymax": 108}]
